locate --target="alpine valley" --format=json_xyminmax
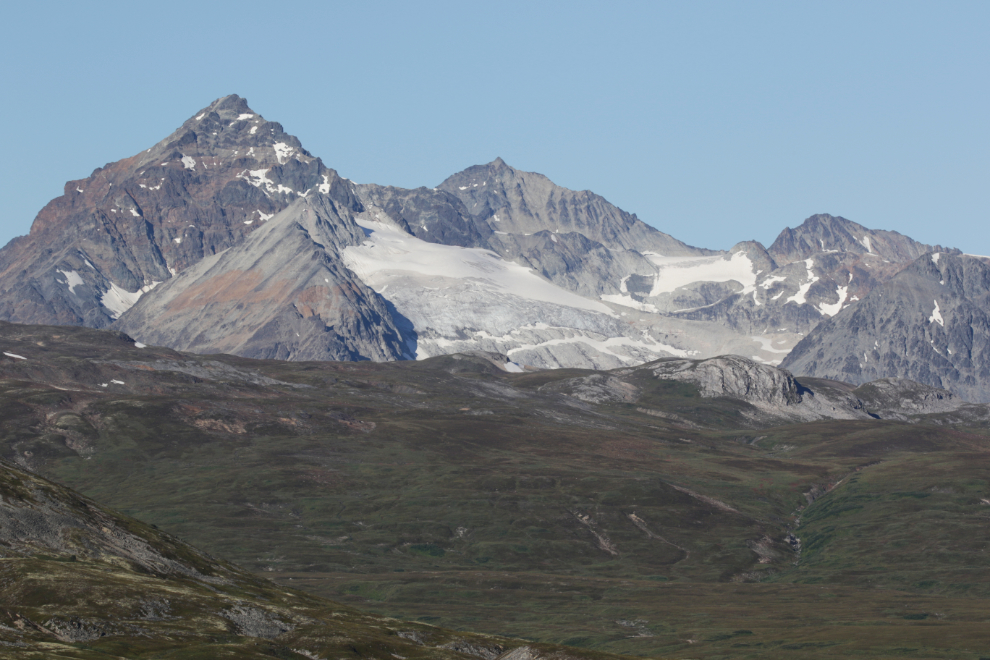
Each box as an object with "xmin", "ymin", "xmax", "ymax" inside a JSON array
[{"xmin": 3, "ymin": 96, "xmax": 990, "ymax": 659}]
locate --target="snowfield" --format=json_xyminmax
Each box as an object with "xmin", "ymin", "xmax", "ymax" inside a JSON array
[
  {"xmin": 343, "ymin": 219, "xmax": 616, "ymax": 316},
  {"xmin": 644, "ymin": 252, "xmax": 758, "ymax": 297},
  {"xmin": 342, "ymin": 218, "xmax": 696, "ymax": 368}
]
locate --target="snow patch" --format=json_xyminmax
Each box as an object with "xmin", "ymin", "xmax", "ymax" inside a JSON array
[
  {"xmin": 600, "ymin": 293, "xmax": 659, "ymax": 313},
  {"xmin": 760, "ymin": 274, "xmax": 787, "ymax": 289},
  {"xmin": 859, "ymin": 235, "xmax": 873, "ymax": 253},
  {"xmin": 110, "ymin": 380, "xmax": 125, "ymax": 385},
  {"xmin": 817, "ymin": 285, "xmax": 848, "ymax": 316},
  {"xmin": 504, "ymin": 362, "xmax": 525, "ymax": 373},
  {"xmin": 273, "ymin": 142, "xmax": 294, "ymax": 164},
  {"xmin": 3, "ymin": 352, "xmax": 26, "ymax": 360},
  {"xmin": 645, "ymin": 252, "xmax": 758, "ymax": 297},
  {"xmin": 929, "ymin": 300, "xmax": 944, "ymax": 327},
  {"xmin": 932, "ymin": 252, "xmax": 941, "ymax": 264},
  {"xmin": 342, "ymin": 219, "xmax": 616, "ymax": 317},
  {"xmin": 134, "ymin": 342, "xmax": 146, "ymax": 348},
  {"xmin": 101, "ymin": 281, "xmax": 160, "ymax": 319},
  {"xmin": 181, "ymin": 155, "xmax": 196, "ymax": 170},
  {"xmin": 237, "ymin": 113, "xmax": 254, "ymax": 120},
  {"xmin": 195, "ymin": 113, "xmax": 205, "ymax": 121},
  {"xmin": 238, "ymin": 168, "xmax": 297, "ymax": 197},
  {"xmin": 57, "ymin": 269, "xmax": 84, "ymax": 294},
  {"xmin": 130, "ymin": 208, "xmax": 141, "ymax": 217},
  {"xmin": 504, "ymin": 332, "xmax": 695, "ymax": 360},
  {"xmin": 751, "ymin": 336, "xmax": 791, "ymax": 354},
  {"xmin": 786, "ymin": 259, "xmax": 819, "ymax": 305},
  {"xmin": 318, "ymin": 174, "xmax": 331, "ymax": 194}
]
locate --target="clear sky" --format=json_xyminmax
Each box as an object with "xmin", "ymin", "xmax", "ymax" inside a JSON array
[{"xmin": 1, "ymin": 1, "xmax": 987, "ymax": 255}]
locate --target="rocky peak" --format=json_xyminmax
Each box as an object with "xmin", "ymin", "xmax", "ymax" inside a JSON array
[
  {"xmin": 0, "ymin": 95, "xmax": 359, "ymax": 329},
  {"xmin": 438, "ymin": 159, "xmax": 709, "ymax": 256},
  {"xmin": 114, "ymin": 194, "xmax": 406, "ymax": 363},
  {"xmin": 768, "ymin": 213, "xmax": 956, "ymax": 265},
  {"xmin": 729, "ymin": 240, "xmax": 778, "ymax": 273}
]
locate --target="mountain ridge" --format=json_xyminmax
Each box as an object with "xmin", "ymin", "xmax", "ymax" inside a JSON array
[{"xmin": 1, "ymin": 94, "xmax": 983, "ymax": 397}]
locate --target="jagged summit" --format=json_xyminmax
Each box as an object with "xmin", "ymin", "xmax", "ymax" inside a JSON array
[
  {"xmin": 0, "ymin": 94, "xmax": 356, "ymax": 329},
  {"xmin": 769, "ymin": 213, "xmax": 957, "ymax": 265},
  {"xmin": 438, "ymin": 158, "xmax": 710, "ymax": 256}
]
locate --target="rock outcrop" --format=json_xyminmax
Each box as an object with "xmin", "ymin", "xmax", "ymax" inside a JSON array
[{"xmin": 650, "ymin": 355, "xmax": 804, "ymax": 408}]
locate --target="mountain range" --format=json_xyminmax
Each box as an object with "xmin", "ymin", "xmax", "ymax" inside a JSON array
[{"xmin": 1, "ymin": 94, "xmax": 985, "ymax": 400}]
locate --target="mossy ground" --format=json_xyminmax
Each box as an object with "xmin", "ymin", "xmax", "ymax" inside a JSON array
[{"xmin": 2, "ymin": 323, "xmax": 990, "ymax": 658}]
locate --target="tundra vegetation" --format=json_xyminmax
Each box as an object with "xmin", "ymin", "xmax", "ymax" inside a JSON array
[{"xmin": 2, "ymin": 322, "xmax": 990, "ymax": 659}]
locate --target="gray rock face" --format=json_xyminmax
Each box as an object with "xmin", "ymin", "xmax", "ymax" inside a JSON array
[
  {"xmin": 115, "ymin": 196, "xmax": 405, "ymax": 362},
  {"xmin": 781, "ymin": 253, "xmax": 990, "ymax": 402},
  {"xmin": 853, "ymin": 378, "xmax": 961, "ymax": 417},
  {"xmin": 650, "ymin": 355, "xmax": 804, "ymax": 408},
  {"xmin": 0, "ymin": 94, "xmax": 355, "ymax": 328},
  {"xmin": 768, "ymin": 213, "xmax": 954, "ymax": 265},
  {"xmin": 355, "ymin": 184, "xmax": 494, "ymax": 249},
  {"xmin": 439, "ymin": 158, "xmax": 711, "ymax": 256}
]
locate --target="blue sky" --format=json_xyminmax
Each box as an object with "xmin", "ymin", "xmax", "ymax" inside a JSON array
[{"xmin": 1, "ymin": 1, "xmax": 987, "ymax": 254}]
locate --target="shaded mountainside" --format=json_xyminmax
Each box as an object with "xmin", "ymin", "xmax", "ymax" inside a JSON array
[
  {"xmin": 0, "ymin": 94, "xmax": 357, "ymax": 328},
  {"xmin": 3, "ymin": 322, "xmax": 990, "ymax": 658},
  {"xmin": 0, "ymin": 458, "xmax": 630, "ymax": 660},
  {"xmin": 782, "ymin": 253, "xmax": 990, "ymax": 402},
  {"xmin": 115, "ymin": 195, "xmax": 407, "ymax": 362}
]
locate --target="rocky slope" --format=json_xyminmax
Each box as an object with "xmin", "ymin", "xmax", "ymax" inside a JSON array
[
  {"xmin": 116, "ymin": 195, "xmax": 406, "ymax": 362},
  {"xmin": 0, "ymin": 457, "xmax": 626, "ymax": 660},
  {"xmin": 781, "ymin": 253, "xmax": 990, "ymax": 402},
  {"xmin": 0, "ymin": 94, "xmax": 356, "ymax": 328}
]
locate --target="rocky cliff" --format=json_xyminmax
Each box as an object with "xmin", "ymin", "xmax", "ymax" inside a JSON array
[{"xmin": 781, "ymin": 253, "xmax": 990, "ymax": 402}]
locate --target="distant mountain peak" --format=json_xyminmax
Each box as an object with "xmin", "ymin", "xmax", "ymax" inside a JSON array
[
  {"xmin": 769, "ymin": 213, "xmax": 956, "ymax": 265},
  {"xmin": 0, "ymin": 95, "xmax": 351, "ymax": 329}
]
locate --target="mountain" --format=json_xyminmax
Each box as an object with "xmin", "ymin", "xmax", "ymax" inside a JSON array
[
  {"xmin": 438, "ymin": 157, "xmax": 708, "ymax": 256},
  {"xmin": 781, "ymin": 252, "xmax": 990, "ymax": 402},
  {"xmin": 0, "ymin": 95, "xmax": 978, "ymax": 389},
  {"xmin": 0, "ymin": 94, "xmax": 356, "ymax": 328},
  {"xmin": 115, "ymin": 195, "xmax": 406, "ymax": 361},
  {"xmin": 768, "ymin": 213, "xmax": 954, "ymax": 265}
]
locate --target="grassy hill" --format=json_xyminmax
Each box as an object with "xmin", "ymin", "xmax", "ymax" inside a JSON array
[{"xmin": 2, "ymin": 321, "xmax": 990, "ymax": 658}]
